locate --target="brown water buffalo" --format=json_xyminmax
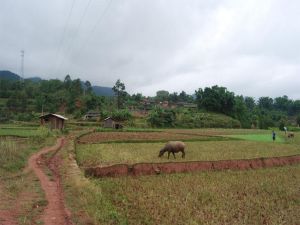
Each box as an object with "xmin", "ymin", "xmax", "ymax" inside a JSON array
[{"xmin": 158, "ymin": 141, "xmax": 186, "ymax": 159}]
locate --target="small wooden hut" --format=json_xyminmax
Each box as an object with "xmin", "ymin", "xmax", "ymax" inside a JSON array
[
  {"xmin": 103, "ymin": 117, "xmax": 123, "ymax": 129},
  {"xmin": 40, "ymin": 113, "xmax": 68, "ymax": 130},
  {"xmin": 84, "ymin": 110, "xmax": 100, "ymax": 120}
]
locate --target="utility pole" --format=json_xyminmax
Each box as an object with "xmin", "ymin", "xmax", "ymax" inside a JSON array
[{"xmin": 20, "ymin": 50, "xmax": 24, "ymax": 80}]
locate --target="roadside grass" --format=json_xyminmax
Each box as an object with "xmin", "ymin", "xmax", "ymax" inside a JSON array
[
  {"xmin": 89, "ymin": 165, "xmax": 300, "ymax": 225},
  {"xmin": 61, "ymin": 134, "xmax": 123, "ymax": 225},
  {"xmin": 0, "ymin": 135, "xmax": 54, "ymax": 225},
  {"xmin": 0, "ymin": 137, "xmax": 30, "ymax": 172},
  {"xmin": 1, "ymin": 171, "xmax": 47, "ymax": 225},
  {"xmin": 0, "ymin": 126, "xmax": 57, "ymax": 224},
  {"xmin": 76, "ymin": 140, "xmax": 300, "ymax": 166}
]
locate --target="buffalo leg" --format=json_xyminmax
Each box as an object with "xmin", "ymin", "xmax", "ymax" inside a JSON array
[{"xmin": 172, "ymin": 152, "xmax": 176, "ymax": 159}]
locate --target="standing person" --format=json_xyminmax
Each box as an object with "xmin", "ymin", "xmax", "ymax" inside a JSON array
[
  {"xmin": 272, "ymin": 130, "xmax": 276, "ymax": 142},
  {"xmin": 284, "ymin": 126, "xmax": 287, "ymax": 135}
]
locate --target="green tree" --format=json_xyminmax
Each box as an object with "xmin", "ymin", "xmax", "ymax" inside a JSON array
[
  {"xmin": 84, "ymin": 80, "xmax": 93, "ymax": 95},
  {"xmin": 112, "ymin": 79, "xmax": 127, "ymax": 109},
  {"xmin": 168, "ymin": 92, "xmax": 179, "ymax": 103},
  {"xmin": 195, "ymin": 85, "xmax": 235, "ymax": 115},
  {"xmin": 147, "ymin": 107, "xmax": 176, "ymax": 127},
  {"xmin": 112, "ymin": 109, "xmax": 132, "ymax": 121},
  {"xmin": 296, "ymin": 114, "xmax": 300, "ymax": 127},
  {"xmin": 244, "ymin": 96, "xmax": 255, "ymax": 111},
  {"xmin": 233, "ymin": 96, "xmax": 251, "ymax": 128},
  {"xmin": 6, "ymin": 91, "xmax": 28, "ymax": 112},
  {"xmin": 258, "ymin": 97, "xmax": 273, "ymax": 110},
  {"xmin": 155, "ymin": 90, "xmax": 169, "ymax": 102}
]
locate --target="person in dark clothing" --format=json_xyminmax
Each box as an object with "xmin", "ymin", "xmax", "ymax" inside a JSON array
[{"xmin": 272, "ymin": 130, "xmax": 276, "ymax": 142}]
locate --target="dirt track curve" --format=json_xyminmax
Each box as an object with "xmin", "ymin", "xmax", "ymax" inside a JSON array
[{"xmin": 28, "ymin": 137, "xmax": 73, "ymax": 225}]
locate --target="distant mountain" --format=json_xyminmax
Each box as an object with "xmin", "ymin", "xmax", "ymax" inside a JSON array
[
  {"xmin": 0, "ymin": 70, "xmax": 21, "ymax": 80},
  {"xmin": 1, "ymin": 70, "xmax": 113, "ymax": 96},
  {"xmin": 0, "ymin": 71, "xmax": 43, "ymax": 82},
  {"xmin": 26, "ymin": 77, "xmax": 43, "ymax": 82},
  {"xmin": 92, "ymin": 86, "xmax": 114, "ymax": 96}
]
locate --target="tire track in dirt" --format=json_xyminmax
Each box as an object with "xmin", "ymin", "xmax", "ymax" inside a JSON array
[{"xmin": 28, "ymin": 137, "xmax": 73, "ymax": 225}]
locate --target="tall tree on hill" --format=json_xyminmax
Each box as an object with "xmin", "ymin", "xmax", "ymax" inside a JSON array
[
  {"xmin": 295, "ymin": 114, "xmax": 300, "ymax": 127},
  {"xmin": 195, "ymin": 85, "xmax": 235, "ymax": 115},
  {"xmin": 64, "ymin": 75, "xmax": 72, "ymax": 89},
  {"xmin": 244, "ymin": 96, "xmax": 255, "ymax": 111},
  {"xmin": 156, "ymin": 90, "xmax": 169, "ymax": 102},
  {"xmin": 112, "ymin": 79, "xmax": 127, "ymax": 109},
  {"xmin": 84, "ymin": 80, "xmax": 93, "ymax": 95},
  {"xmin": 258, "ymin": 97, "xmax": 273, "ymax": 110}
]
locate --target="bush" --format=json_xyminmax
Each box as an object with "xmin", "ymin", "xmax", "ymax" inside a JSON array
[
  {"xmin": 111, "ymin": 109, "xmax": 132, "ymax": 121},
  {"xmin": 147, "ymin": 107, "xmax": 176, "ymax": 127}
]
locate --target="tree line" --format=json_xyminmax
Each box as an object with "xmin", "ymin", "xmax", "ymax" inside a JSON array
[{"xmin": 0, "ymin": 77, "xmax": 300, "ymax": 129}]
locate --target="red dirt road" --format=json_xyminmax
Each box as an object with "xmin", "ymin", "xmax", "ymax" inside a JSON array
[{"xmin": 28, "ymin": 137, "xmax": 73, "ymax": 225}]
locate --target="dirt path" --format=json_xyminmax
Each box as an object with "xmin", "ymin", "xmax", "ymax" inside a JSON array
[{"xmin": 28, "ymin": 137, "xmax": 73, "ymax": 225}]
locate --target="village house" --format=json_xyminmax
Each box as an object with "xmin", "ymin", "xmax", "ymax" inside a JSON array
[
  {"xmin": 84, "ymin": 110, "xmax": 100, "ymax": 120},
  {"xmin": 103, "ymin": 117, "xmax": 123, "ymax": 129},
  {"xmin": 40, "ymin": 113, "xmax": 68, "ymax": 130}
]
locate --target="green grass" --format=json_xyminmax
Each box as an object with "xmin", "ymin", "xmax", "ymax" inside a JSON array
[
  {"xmin": 0, "ymin": 137, "xmax": 31, "ymax": 172},
  {"xmin": 84, "ymin": 165, "xmax": 300, "ymax": 225},
  {"xmin": 0, "ymin": 128, "xmax": 39, "ymax": 137},
  {"xmin": 0, "ymin": 98, "xmax": 7, "ymax": 105},
  {"xmin": 76, "ymin": 140, "xmax": 300, "ymax": 166},
  {"xmin": 228, "ymin": 134, "xmax": 285, "ymax": 142}
]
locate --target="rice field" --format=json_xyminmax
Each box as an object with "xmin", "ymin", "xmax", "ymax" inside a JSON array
[
  {"xmin": 85, "ymin": 165, "xmax": 300, "ymax": 225},
  {"xmin": 76, "ymin": 140, "xmax": 300, "ymax": 167},
  {"xmin": 0, "ymin": 128, "xmax": 39, "ymax": 137},
  {"xmin": 70, "ymin": 129, "xmax": 300, "ymax": 225}
]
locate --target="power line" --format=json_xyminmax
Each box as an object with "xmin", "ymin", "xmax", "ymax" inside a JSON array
[
  {"xmin": 55, "ymin": 0, "xmax": 93, "ymax": 76},
  {"xmin": 65, "ymin": 0, "xmax": 113, "ymax": 73},
  {"xmin": 89, "ymin": 0, "xmax": 113, "ymax": 38},
  {"xmin": 52, "ymin": 0, "xmax": 76, "ymax": 75}
]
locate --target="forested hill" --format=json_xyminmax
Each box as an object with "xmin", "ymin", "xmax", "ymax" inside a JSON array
[
  {"xmin": 0, "ymin": 70, "xmax": 113, "ymax": 97},
  {"xmin": 0, "ymin": 70, "xmax": 20, "ymax": 80},
  {"xmin": 92, "ymin": 86, "xmax": 114, "ymax": 96}
]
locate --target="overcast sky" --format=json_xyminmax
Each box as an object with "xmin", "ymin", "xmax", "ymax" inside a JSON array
[{"xmin": 1, "ymin": 0, "xmax": 300, "ymax": 98}]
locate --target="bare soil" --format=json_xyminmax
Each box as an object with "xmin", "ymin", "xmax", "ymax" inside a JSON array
[
  {"xmin": 28, "ymin": 137, "xmax": 74, "ymax": 225},
  {"xmin": 85, "ymin": 154, "xmax": 300, "ymax": 178}
]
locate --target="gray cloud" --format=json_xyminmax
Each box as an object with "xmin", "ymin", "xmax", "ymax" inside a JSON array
[{"xmin": 1, "ymin": 0, "xmax": 300, "ymax": 98}]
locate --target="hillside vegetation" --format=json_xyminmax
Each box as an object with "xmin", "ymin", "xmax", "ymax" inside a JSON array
[{"xmin": 1, "ymin": 72, "xmax": 300, "ymax": 129}]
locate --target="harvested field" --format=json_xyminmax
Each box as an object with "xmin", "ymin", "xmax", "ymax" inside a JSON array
[
  {"xmin": 78, "ymin": 131, "xmax": 220, "ymax": 143},
  {"xmin": 76, "ymin": 141, "xmax": 300, "ymax": 167},
  {"xmin": 90, "ymin": 165, "xmax": 300, "ymax": 225}
]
